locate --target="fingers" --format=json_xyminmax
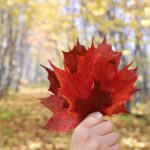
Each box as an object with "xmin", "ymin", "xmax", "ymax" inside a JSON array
[
  {"xmin": 71, "ymin": 111, "xmax": 121, "ymax": 150},
  {"xmin": 92, "ymin": 121, "xmax": 114, "ymax": 136},
  {"xmin": 110, "ymin": 144, "xmax": 121, "ymax": 150},
  {"xmin": 80, "ymin": 112, "xmax": 103, "ymax": 128},
  {"xmin": 102, "ymin": 132, "xmax": 120, "ymax": 146}
]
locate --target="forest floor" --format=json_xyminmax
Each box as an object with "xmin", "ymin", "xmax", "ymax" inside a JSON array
[{"xmin": 0, "ymin": 84, "xmax": 150, "ymax": 150}]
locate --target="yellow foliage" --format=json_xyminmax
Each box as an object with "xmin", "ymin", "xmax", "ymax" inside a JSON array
[
  {"xmin": 122, "ymin": 50, "xmax": 131, "ymax": 55},
  {"xmin": 141, "ymin": 19, "xmax": 150, "ymax": 27}
]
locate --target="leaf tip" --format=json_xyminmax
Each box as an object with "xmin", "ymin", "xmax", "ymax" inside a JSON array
[
  {"xmin": 68, "ymin": 44, "xmax": 71, "ymax": 51},
  {"xmin": 40, "ymin": 64, "xmax": 50, "ymax": 73},
  {"xmin": 91, "ymin": 37, "xmax": 95, "ymax": 48},
  {"xmin": 102, "ymin": 35, "xmax": 107, "ymax": 43},
  {"xmin": 76, "ymin": 37, "xmax": 80, "ymax": 45}
]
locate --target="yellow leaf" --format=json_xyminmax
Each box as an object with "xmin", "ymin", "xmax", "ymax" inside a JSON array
[{"xmin": 122, "ymin": 50, "xmax": 131, "ymax": 55}]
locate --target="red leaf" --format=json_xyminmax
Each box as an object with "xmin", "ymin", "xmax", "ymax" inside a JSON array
[
  {"xmin": 98, "ymin": 37, "xmax": 122, "ymax": 66},
  {"xmin": 104, "ymin": 103, "xmax": 128, "ymax": 116},
  {"xmin": 41, "ymin": 95, "xmax": 69, "ymax": 113},
  {"xmin": 41, "ymin": 65, "xmax": 60, "ymax": 94},
  {"xmin": 51, "ymin": 63, "xmax": 93, "ymax": 102},
  {"xmin": 43, "ymin": 110, "xmax": 81, "ymax": 132},
  {"xmin": 41, "ymin": 37, "xmax": 139, "ymax": 132},
  {"xmin": 77, "ymin": 41, "xmax": 101, "ymax": 78},
  {"xmin": 63, "ymin": 38, "xmax": 86, "ymax": 73},
  {"xmin": 68, "ymin": 81, "xmax": 113, "ymax": 117}
]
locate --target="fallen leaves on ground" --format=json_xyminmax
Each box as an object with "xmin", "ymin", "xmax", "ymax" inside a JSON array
[{"xmin": 0, "ymin": 85, "xmax": 149, "ymax": 150}]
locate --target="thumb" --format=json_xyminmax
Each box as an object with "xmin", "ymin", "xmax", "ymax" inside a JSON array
[{"xmin": 80, "ymin": 112, "xmax": 103, "ymax": 128}]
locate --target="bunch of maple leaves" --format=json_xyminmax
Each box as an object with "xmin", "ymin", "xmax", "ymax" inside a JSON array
[{"xmin": 41, "ymin": 37, "xmax": 138, "ymax": 132}]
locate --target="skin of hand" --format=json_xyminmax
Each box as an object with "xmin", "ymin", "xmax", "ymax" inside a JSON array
[{"xmin": 70, "ymin": 112, "xmax": 121, "ymax": 150}]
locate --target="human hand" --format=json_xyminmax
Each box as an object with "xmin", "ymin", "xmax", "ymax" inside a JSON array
[{"xmin": 70, "ymin": 112, "xmax": 121, "ymax": 150}]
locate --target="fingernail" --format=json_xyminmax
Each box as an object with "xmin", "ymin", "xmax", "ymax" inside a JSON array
[{"xmin": 89, "ymin": 112, "xmax": 103, "ymax": 120}]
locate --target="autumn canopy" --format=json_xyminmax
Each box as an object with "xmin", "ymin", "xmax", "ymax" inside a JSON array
[{"xmin": 41, "ymin": 37, "xmax": 138, "ymax": 132}]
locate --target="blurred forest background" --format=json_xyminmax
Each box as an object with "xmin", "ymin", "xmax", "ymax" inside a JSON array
[{"xmin": 0, "ymin": 0, "xmax": 150, "ymax": 150}]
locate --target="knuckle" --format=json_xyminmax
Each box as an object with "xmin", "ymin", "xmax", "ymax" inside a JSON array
[
  {"xmin": 73, "ymin": 126, "xmax": 82, "ymax": 135},
  {"xmin": 111, "ymin": 132, "xmax": 120, "ymax": 141},
  {"xmin": 98, "ymin": 137, "xmax": 104, "ymax": 144},
  {"xmin": 90, "ymin": 141, "xmax": 99, "ymax": 148},
  {"xmin": 106, "ymin": 121, "xmax": 114, "ymax": 130},
  {"xmin": 95, "ymin": 135, "xmax": 104, "ymax": 144},
  {"xmin": 116, "ymin": 144, "xmax": 121, "ymax": 150},
  {"xmin": 73, "ymin": 126, "xmax": 91, "ymax": 141},
  {"xmin": 83, "ymin": 131, "xmax": 91, "ymax": 141}
]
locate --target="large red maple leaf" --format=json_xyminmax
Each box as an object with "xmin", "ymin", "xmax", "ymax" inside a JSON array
[{"xmin": 41, "ymin": 37, "xmax": 139, "ymax": 132}]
